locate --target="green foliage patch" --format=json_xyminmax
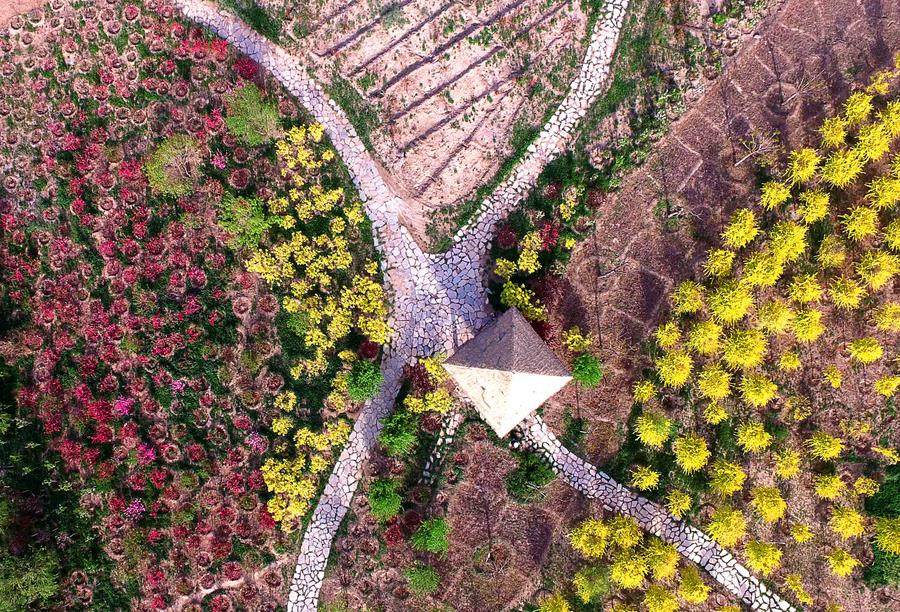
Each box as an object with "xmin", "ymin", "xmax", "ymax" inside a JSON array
[
  {"xmin": 225, "ymin": 84, "xmax": 282, "ymax": 146},
  {"xmin": 410, "ymin": 518, "xmax": 449, "ymax": 554},
  {"xmin": 144, "ymin": 134, "xmax": 201, "ymax": 196},
  {"xmin": 865, "ymin": 465, "xmax": 900, "ymax": 586},
  {"xmin": 404, "ymin": 564, "xmax": 440, "ymax": 596},
  {"xmin": 379, "ymin": 409, "xmax": 420, "ymax": 457},
  {"xmin": 368, "ymin": 479, "xmax": 402, "ymax": 522},
  {"xmin": 347, "ymin": 360, "xmax": 384, "ymax": 402},
  {"xmin": 572, "ymin": 354, "xmax": 604, "ymax": 388},
  {"xmin": 0, "ymin": 547, "xmax": 59, "ymax": 611},
  {"xmin": 506, "ymin": 451, "xmax": 556, "ymax": 503},
  {"xmin": 216, "ymin": 192, "xmax": 273, "ymax": 249}
]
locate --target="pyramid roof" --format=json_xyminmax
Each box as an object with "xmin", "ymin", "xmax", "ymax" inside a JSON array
[{"xmin": 443, "ymin": 308, "xmax": 572, "ymax": 437}]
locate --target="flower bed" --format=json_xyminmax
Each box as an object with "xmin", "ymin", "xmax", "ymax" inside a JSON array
[{"xmin": 0, "ymin": 1, "xmax": 385, "ymax": 608}]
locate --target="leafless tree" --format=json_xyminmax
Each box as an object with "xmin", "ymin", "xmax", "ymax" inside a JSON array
[
  {"xmin": 734, "ymin": 129, "xmax": 779, "ymax": 168},
  {"xmin": 765, "ymin": 38, "xmax": 785, "ymax": 105},
  {"xmin": 475, "ymin": 486, "xmax": 496, "ymax": 561},
  {"xmin": 783, "ymin": 68, "xmax": 826, "ymax": 105}
]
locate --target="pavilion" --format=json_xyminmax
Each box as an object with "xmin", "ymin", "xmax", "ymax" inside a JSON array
[{"xmin": 443, "ymin": 308, "xmax": 572, "ymax": 437}]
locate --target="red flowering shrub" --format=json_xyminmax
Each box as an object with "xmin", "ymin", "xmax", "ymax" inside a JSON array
[
  {"xmin": 234, "ymin": 56, "xmax": 259, "ymax": 80},
  {"xmin": 496, "ymin": 224, "xmax": 518, "ymax": 249},
  {"xmin": 539, "ymin": 221, "xmax": 560, "ymax": 251}
]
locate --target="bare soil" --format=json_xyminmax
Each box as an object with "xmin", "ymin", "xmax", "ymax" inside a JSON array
[
  {"xmin": 287, "ymin": 0, "xmax": 589, "ymax": 220},
  {"xmin": 0, "ymin": 0, "xmax": 44, "ymax": 27}
]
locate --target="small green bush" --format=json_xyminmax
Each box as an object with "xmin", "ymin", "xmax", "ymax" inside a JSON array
[
  {"xmin": 379, "ymin": 409, "xmax": 419, "ymax": 457},
  {"xmin": 225, "ymin": 84, "xmax": 282, "ymax": 146},
  {"xmin": 216, "ymin": 192, "xmax": 272, "ymax": 249},
  {"xmin": 864, "ymin": 465, "xmax": 900, "ymax": 586},
  {"xmin": 368, "ymin": 479, "xmax": 402, "ymax": 522},
  {"xmin": 144, "ymin": 134, "xmax": 201, "ymax": 196},
  {"xmin": 410, "ymin": 518, "xmax": 449, "ymax": 555},
  {"xmin": 404, "ymin": 564, "xmax": 440, "ymax": 596},
  {"xmin": 866, "ymin": 465, "xmax": 900, "ymax": 517},
  {"xmin": 347, "ymin": 360, "xmax": 383, "ymax": 402},
  {"xmin": 506, "ymin": 452, "xmax": 555, "ymax": 503},
  {"xmin": 0, "ymin": 549, "xmax": 59, "ymax": 611},
  {"xmin": 572, "ymin": 354, "xmax": 603, "ymax": 388},
  {"xmin": 865, "ymin": 546, "xmax": 900, "ymax": 587}
]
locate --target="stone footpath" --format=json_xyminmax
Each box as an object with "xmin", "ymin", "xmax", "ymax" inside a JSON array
[
  {"xmin": 421, "ymin": 407, "xmax": 467, "ymax": 484},
  {"xmin": 516, "ymin": 414, "xmax": 797, "ymax": 612},
  {"xmin": 448, "ymin": 0, "xmax": 630, "ymax": 268},
  {"xmin": 172, "ymin": 0, "xmax": 795, "ymax": 610}
]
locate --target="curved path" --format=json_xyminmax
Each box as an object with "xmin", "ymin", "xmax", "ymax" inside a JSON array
[
  {"xmin": 172, "ymin": 1, "xmax": 796, "ymax": 610},
  {"xmin": 517, "ymin": 415, "xmax": 796, "ymax": 612}
]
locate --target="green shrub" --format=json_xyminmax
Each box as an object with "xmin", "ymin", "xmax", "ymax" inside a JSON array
[
  {"xmin": 404, "ymin": 564, "xmax": 440, "ymax": 596},
  {"xmin": 572, "ymin": 353, "xmax": 603, "ymax": 388},
  {"xmin": 410, "ymin": 518, "xmax": 449, "ymax": 554},
  {"xmin": 506, "ymin": 452, "xmax": 555, "ymax": 502},
  {"xmin": 572, "ymin": 564, "xmax": 611, "ymax": 604},
  {"xmin": 865, "ymin": 546, "xmax": 900, "ymax": 587},
  {"xmin": 379, "ymin": 409, "xmax": 419, "ymax": 457},
  {"xmin": 347, "ymin": 360, "xmax": 383, "ymax": 402},
  {"xmin": 144, "ymin": 134, "xmax": 201, "ymax": 196},
  {"xmin": 866, "ymin": 465, "xmax": 900, "ymax": 518},
  {"xmin": 368, "ymin": 479, "xmax": 402, "ymax": 522},
  {"xmin": 864, "ymin": 465, "xmax": 900, "ymax": 586},
  {"xmin": 225, "ymin": 84, "xmax": 282, "ymax": 146},
  {"xmin": 216, "ymin": 192, "xmax": 272, "ymax": 249},
  {"xmin": 0, "ymin": 549, "xmax": 59, "ymax": 611}
]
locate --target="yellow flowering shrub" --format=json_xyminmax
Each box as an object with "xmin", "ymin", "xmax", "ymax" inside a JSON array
[
  {"xmin": 745, "ymin": 541, "xmax": 782, "ymax": 576},
  {"xmin": 784, "ymin": 574, "xmax": 814, "ymax": 606},
  {"xmin": 787, "ymin": 148, "xmax": 821, "ymax": 184},
  {"xmin": 245, "ymin": 125, "xmax": 394, "ymax": 529},
  {"xmin": 500, "ymin": 282, "xmax": 547, "ymax": 321},
  {"xmin": 562, "ymin": 326, "xmax": 593, "ymax": 353},
  {"xmin": 655, "ymin": 350, "xmax": 693, "ymax": 388},
  {"xmin": 721, "ymin": 208, "xmax": 759, "ymax": 249},
  {"xmin": 517, "ymin": 231, "xmax": 542, "ymax": 274},
  {"xmin": 736, "ymin": 420, "xmax": 773, "ymax": 452},
  {"xmin": 666, "ymin": 489, "xmax": 692, "ymax": 518},
  {"xmin": 631, "ymin": 465, "xmax": 660, "ymax": 491},
  {"xmin": 797, "ymin": 190, "xmax": 830, "ymax": 223},
  {"xmin": 825, "ymin": 549, "xmax": 859, "ymax": 577},
  {"xmin": 672, "ymin": 280, "xmax": 705, "ymax": 314},
  {"xmin": 687, "ymin": 319, "xmax": 722, "ymax": 355},
  {"xmin": 775, "ymin": 449, "xmax": 801, "ymax": 480},
  {"xmin": 262, "ymin": 418, "xmax": 352, "ymax": 529},
  {"xmin": 791, "ymin": 522, "xmax": 815, "ymax": 544}
]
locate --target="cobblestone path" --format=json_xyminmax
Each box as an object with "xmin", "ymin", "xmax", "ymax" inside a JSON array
[
  {"xmin": 517, "ymin": 415, "xmax": 796, "ymax": 612},
  {"xmin": 172, "ymin": 1, "xmax": 796, "ymax": 610}
]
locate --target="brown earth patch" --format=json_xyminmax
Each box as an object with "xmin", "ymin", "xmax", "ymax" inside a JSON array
[
  {"xmin": 0, "ymin": 0, "xmax": 44, "ymax": 28},
  {"xmin": 285, "ymin": 0, "xmax": 590, "ymax": 217}
]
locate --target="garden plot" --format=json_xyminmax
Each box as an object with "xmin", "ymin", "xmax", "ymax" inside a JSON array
[{"xmin": 291, "ymin": 0, "xmax": 589, "ymax": 219}]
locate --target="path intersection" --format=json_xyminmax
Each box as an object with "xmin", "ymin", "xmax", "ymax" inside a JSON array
[{"xmin": 173, "ymin": 1, "xmax": 796, "ymax": 610}]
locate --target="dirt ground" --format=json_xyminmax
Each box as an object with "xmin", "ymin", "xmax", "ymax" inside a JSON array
[
  {"xmin": 0, "ymin": 0, "xmax": 44, "ymax": 27},
  {"xmin": 287, "ymin": 0, "xmax": 590, "ymax": 221},
  {"xmin": 323, "ymin": 0, "xmax": 900, "ymax": 609}
]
